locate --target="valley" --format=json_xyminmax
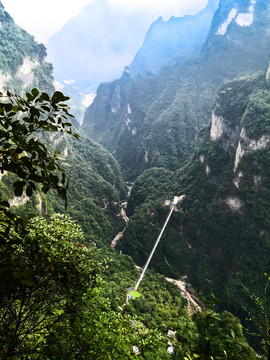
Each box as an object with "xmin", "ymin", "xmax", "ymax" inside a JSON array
[{"xmin": 0, "ymin": 0, "xmax": 270, "ymax": 358}]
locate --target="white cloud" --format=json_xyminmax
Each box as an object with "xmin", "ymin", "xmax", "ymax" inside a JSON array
[
  {"xmin": 110, "ymin": 0, "xmax": 207, "ymax": 15},
  {"xmin": 1, "ymin": 0, "xmax": 94, "ymax": 43},
  {"xmin": 1, "ymin": 0, "xmax": 207, "ymax": 44},
  {"xmin": 108, "ymin": 0, "xmax": 208, "ymax": 19}
]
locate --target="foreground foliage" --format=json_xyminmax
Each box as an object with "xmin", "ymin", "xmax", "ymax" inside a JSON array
[
  {"xmin": 0, "ymin": 214, "xmax": 170, "ymax": 359},
  {"xmin": 0, "ymin": 89, "xmax": 257, "ymax": 359},
  {"xmin": 0, "ymin": 88, "xmax": 78, "ymax": 222},
  {"xmin": 0, "ymin": 212, "xmax": 256, "ymax": 359},
  {"xmin": 0, "ymin": 89, "xmax": 165, "ymax": 359}
]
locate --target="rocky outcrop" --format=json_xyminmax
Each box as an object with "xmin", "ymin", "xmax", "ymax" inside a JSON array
[
  {"xmin": 9, "ymin": 192, "xmax": 29, "ymax": 207},
  {"xmin": 210, "ymin": 112, "xmax": 225, "ymax": 141},
  {"xmin": 0, "ymin": 3, "xmax": 54, "ymax": 94},
  {"xmin": 233, "ymin": 128, "xmax": 270, "ymax": 172},
  {"xmin": 216, "ymin": 0, "xmax": 257, "ymax": 36}
]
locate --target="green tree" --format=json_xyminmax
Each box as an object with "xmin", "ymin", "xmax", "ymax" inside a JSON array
[
  {"xmin": 0, "ymin": 89, "xmax": 168, "ymax": 359},
  {"xmin": 191, "ymin": 310, "xmax": 256, "ymax": 359},
  {"xmin": 240, "ymin": 274, "xmax": 270, "ymax": 359},
  {"xmin": 0, "ymin": 88, "xmax": 78, "ymax": 225},
  {"xmin": 0, "ymin": 214, "xmax": 98, "ymax": 358},
  {"xmin": 0, "ymin": 213, "xmax": 170, "ymax": 359}
]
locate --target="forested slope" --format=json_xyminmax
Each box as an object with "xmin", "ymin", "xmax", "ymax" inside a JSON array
[
  {"xmin": 117, "ymin": 68, "xmax": 270, "ymax": 353},
  {"xmin": 0, "ymin": 2, "xmax": 53, "ymax": 94},
  {"xmin": 0, "ymin": 1, "xmax": 128, "ymax": 245},
  {"xmin": 83, "ymin": 0, "xmax": 270, "ymax": 180}
]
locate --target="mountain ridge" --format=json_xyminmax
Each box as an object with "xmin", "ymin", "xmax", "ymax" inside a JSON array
[
  {"xmin": 83, "ymin": 0, "xmax": 270, "ymax": 180},
  {"xmin": 0, "ymin": 1, "xmax": 54, "ymax": 94},
  {"xmin": 130, "ymin": 0, "xmax": 219, "ymax": 76},
  {"xmin": 47, "ymin": 0, "xmax": 191, "ymax": 94},
  {"xmin": 117, "ymin": 66, "xmax": 270, "ymax": 352}
]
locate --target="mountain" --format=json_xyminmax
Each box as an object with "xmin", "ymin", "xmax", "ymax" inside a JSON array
[
  {"xmin": 44, "ymin": 131, "xmax": 127, "ymax": 247},
  {"xmin": 117, "ymin": 63, "xmax": 270, "ymax": 353},
  {"xmin": 83, "ymin": 0, "xmax": 270, "ymax": 180},
  {"xmin": 46, "ymin": 0, "xmax": 216, "ymax": 124},
  {"xmin": 0, "ymin": 2, "xmax": 54, "ymax": 94},
  {"xmin": 0, "ymin": 1, "xmax": 127, "ymax": 246},
  {"xmin": 0, "ymin": 1, "xmax": 263, "ymax": 357},
  {"xmin": 46, "ymin": 0, "xmax": 183, "ymax": 94},
  {"xmin": 82, "ymin": 0, "xmax": 270, "ymax": 351},
  {"xmin": 130, "ymin": 0, "xmax": 219, "ymax": 76},
  {"xmin": 202, "ymin": 0, "xmax": 270, "ymax": 76}
]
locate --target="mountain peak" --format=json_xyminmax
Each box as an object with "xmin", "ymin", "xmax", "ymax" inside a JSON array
[
  {"xmin": 129, "ymin": 0, "xmax": 219, "ymax": 76},
  {"xmin": 202, "ymin": 0, "xmax": 270, "ymax": 69},
  {"xmin": 209, "ymin": 0, "xmax": 268, "ymax": 36}
]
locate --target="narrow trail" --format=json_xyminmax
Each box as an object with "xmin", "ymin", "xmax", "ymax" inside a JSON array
[
  {"xmin": 111, "ymin": 205, "xmax": 129, "ymax": 248},
  {"xmin": 166, "ymin": 278, "xmax": 202, "ymax": 315},
  {"xmin": 133, "ymin": 264, "xmax": 202, "ymax": 315},
  {"xmin": 111, "ymin": 228, "xmax": 126, "ymax": 248},
  {"xmin": 111, "ymin": 183, "xmax": 132, "ymax": 248}
]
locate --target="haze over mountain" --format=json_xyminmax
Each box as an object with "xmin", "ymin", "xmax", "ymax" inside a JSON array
[
  {"xmin": 2, "ymin": 0, "xmax": 208, "ymax": 44},
  {"xmin": 46, "ymin": 0, "xmax": 209, "ymax": 94},
  {"xmin": 130, "ymin": 0, "xmax": 219, "ymax": 76},
  {"xmin": 83, "ymin": 0, "xmax": 270, "ymax": 179}
]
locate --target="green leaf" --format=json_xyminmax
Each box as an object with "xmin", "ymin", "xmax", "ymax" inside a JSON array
[
  {"xmin": 31, "ymin": 88, "xmax": 39, "ymax": 98},
  {"xmin": 26, "ymin": 185, "xmax": 33, "ymax": 197},
  {"xmin": 52, "ymin": 91, "xmax": 70, "ymax": 104},
  {"xmin": 42, "ymin": 184, "xmax": 50, "ymax": 193},
  {"xmin": 14, "ymin": 181, "xmax": 25, "ymax": 197},
  {"xmin": 41, "ymin": 105, "xmax": 51, "ymax": 112},
  {"xmin": 12, "ymin": 105, "xmax": 22, "ymax": 112},
  {"xmin": 0, "ymin": 201, "xmax": 10, "ymax": 208},
  {"xmin": 39, "ymin": 92, "xmax": 50, "ymax": 101},
  {"xmin": 26, "ymin": 92, "xmax": 34, "ymax": 101},
  {"xmin": 22, "ymin": 278, "xmax": 36, "ymax": 286}
]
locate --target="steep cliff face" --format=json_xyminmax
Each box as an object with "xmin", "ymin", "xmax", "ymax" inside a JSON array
[
  {"xmin": 0, "ymin": 1, "xmax": 54, "ymax": 94},
  {"xmin": 117, "ymin": 70, "xmax": 270, "ymax": 346},
  {"xmin": 83, "ymin": 0, "xmax": 270, "ymax": 180},
  {"xmin": 202, "ymin": 0, "xmax": 270, "ymax": 76},
  {"xmin": 130, "ymin": 0, "xmax": 219, "ymax": 76}
]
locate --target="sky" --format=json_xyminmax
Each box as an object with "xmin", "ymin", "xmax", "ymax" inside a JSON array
[{"xmin": 1, "ymin": 0, "xmax": 207, "ymax": 44}]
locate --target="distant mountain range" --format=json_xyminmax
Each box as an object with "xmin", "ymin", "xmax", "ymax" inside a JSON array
[
  {"xmin": 47, "ymin": 0, "xmax": 200, "ymax": 94},
  {"xmin": 130, "ymin": 0, "xmax": 219, "ymax": 75},
  {"xmin": 46, "ymin": 0, "xmax": 217, "ymax": 122},
  {"xmin": 83, "ymin": 0, "xmax": 270, "ymax": 179}
]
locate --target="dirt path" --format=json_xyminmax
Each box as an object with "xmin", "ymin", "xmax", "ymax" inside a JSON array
[
  {"xmin": 111, "ymin": 188, "xmax": 131, "ymax": 248},
  {"xmin": 166, "ymin": 278, "xmax": 202, "ymax": 315}
]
